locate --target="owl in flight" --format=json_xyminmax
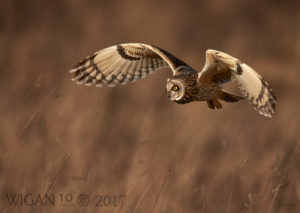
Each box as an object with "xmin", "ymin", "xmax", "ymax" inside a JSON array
[{"xmin": 70, "ymin": 43, "xmax": 276, "ymax": 117}]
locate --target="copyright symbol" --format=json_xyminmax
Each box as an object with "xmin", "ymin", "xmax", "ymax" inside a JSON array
[{"xmin": 78, "ymin": 194, "xmax": 89, "ymax": 206}]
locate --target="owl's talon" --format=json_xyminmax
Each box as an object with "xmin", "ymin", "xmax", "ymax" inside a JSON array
[{"xmin": 207, "ymin": 100, "xmax": 215, "ymax": 109}]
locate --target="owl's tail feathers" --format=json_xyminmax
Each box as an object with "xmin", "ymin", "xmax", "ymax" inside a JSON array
[
  {"xmin": 218, "ymin": 90, "xmax": 244, "ymax": 103},
  {"xmin": 208, "ymin": 91, "xmax": 242, "ymax": 110}
]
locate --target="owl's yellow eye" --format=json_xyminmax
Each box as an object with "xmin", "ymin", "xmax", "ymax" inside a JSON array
[{"xmin": 172, "ymin": 85, "xmax": 179, "ymax": 91}]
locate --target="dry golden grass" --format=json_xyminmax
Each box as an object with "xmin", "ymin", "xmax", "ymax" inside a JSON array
[{"xmin": 1, "ymin": 0, "xmax": 300, "ymax": 212}]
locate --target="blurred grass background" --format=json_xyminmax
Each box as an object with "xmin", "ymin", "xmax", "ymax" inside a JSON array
[{"xmin": 0, "ymin": 0, "xmax": 300, "ymax": 212}]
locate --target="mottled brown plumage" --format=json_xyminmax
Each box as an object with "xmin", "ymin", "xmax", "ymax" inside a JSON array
[{"xmin": 70, "ymin": 43, "xmax": 277, "ymax": 117}]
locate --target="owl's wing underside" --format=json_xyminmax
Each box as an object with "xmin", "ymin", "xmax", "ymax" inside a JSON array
[
  {"xmin": 198, "ymin": 49, "xmax": 276, "ymax": 117},
  {"xmin": 70, "ymin": 43, "xmax": 188, "ymax": 87}
]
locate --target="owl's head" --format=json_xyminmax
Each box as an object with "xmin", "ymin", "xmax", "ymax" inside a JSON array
[{"xmin": 166, "ymin": 78, "xmax": 185, "ymax": 102}]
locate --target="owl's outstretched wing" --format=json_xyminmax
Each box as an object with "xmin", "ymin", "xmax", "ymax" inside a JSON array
[
  {"xmin": 70, "ymin": 43, "xmax": 189, "ymax": 87},
  {"xmin": 198, "ymin": 49, "xmax": 277, "ymax": 118}
]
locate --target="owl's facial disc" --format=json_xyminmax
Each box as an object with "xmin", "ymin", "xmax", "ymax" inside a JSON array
[{"xmin": 166, "ymin": 79, "xmax": 185, "ymax": 101}]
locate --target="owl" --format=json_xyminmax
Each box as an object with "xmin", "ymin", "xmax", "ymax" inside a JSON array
[{"xmin": 70, "ymin": 43, "xmax": 276, "ymax": 117}]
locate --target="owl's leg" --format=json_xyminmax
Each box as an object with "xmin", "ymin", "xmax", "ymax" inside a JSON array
[
  {"xmin": 207, "ymin": 100, "xmax": 215, "ymax": 109},
  {"xmin": 207, "ymin": 99, "xmax": 222, "ymax": 109},
  {"xmin": 212, "ymin": 99, "xmax": 222, "ymax": 109}
]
